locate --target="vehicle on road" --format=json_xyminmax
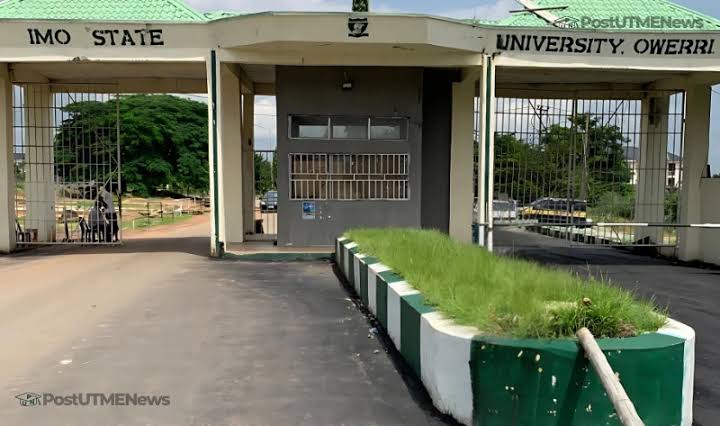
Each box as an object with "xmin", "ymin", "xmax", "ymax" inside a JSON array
[
  {"xmin": 493, "ymin": 199, "xmax": 518, "ymax": 221},
  {"xmin": 520, "ymin": 198, "xmax": 589, "ymax": 225},
  {"xmin": 260, "ymin": 191, "xmax": 278, "ymax": 212}
]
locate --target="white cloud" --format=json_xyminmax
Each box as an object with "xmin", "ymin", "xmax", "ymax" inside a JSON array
[
  {"xmin": 437, "ymin": 0, "xmax": 515, "ymax": 21},
  {"xmin": 184, "ymin": 0, "xmax": 349, "ymax": 13},
  {"xmin": 186, "ymin": 0, "xmax": 514, "ymax": 19}
]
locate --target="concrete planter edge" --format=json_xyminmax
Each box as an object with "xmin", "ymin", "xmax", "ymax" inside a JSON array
[{"xmin": 336, "ymin": 237, "xmax": 695, "ymax": 426}]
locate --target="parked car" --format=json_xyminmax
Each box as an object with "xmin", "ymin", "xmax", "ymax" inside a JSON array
[
  {"xmin": 260, "ymin": 191, "xmax": 278, "ymax": 212},
  {"xmin": 493, "ymin": 200, "xmax": 518, "ymax": 221},
  {"xmin": 520, "ymin": 197, "xmax": 588, "ymax": 225}
]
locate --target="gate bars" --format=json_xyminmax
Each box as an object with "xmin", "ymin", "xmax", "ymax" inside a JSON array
[
  {"xmin": 13, "ymin": 83, "xmax": 122, "ymax": 245},
  {"xmin": 486, "ymin": 90, "xmax": 686, "ymax": 248}
]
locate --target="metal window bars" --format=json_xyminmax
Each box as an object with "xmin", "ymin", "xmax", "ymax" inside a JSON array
[
  {"xmin": 289, "ymin": 153, "xmax": 410, "ymax": 201},
  {"xmin": 13, "ymin": 83, "xmax": 122, "ymax": 246}
]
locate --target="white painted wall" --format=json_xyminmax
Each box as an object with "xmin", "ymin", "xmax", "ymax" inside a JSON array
[
  {"xmin": 0, "ymin": 65, "xmax": 15, "ymax": 253},
  {"xmin": 635, "ymin": 96, "xmax": 669, "ymax": 243},
  {"xmin": 218, "ymin": 64, "xmax": 245, "ymax": 244},
  {"xmin": 679, "ymin": 85, "xmax": 711, "ymax": 261},
  {"xmin": 23, "ymin": 84, "xmax": 56, "ymax": 242},
  {"xmin": 449, "ymin": 73, "xmax": 477, "ymax": 243},
  {"xmin": 700, "ymin": 179, "xmax": 720, "ymax": 265}
]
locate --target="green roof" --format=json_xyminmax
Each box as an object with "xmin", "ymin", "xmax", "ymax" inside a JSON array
[
  {"xmin": 489, "ymin": 0, "xmax": 720, "ymax": 31},
  {"xmin": 0, "ymin": 0, "xmax": 718, "ymax": 32},
  {"xmin": 0, "ymin": 0, "xmax": 206, "ymax": 21}
]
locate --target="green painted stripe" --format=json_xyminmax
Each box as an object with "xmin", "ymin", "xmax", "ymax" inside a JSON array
[
  {"xmin": 378, "ymin": 270, "xmax": 404, "ymax": 284},
  {"xmin": 363, "ymin": 256, "xmax": 379, "ymax": 266},
  {"xmin": 210, "ymin": 49, "xmax": 222, "ymax": 257},
  {"xmin": 469, "ymin": 334, "xmax": 685, "ymax": 426},
  {"xmin": 348, "ymin": 249, "xmax": 356, "ymax": 288},
  {"xmin": 337, "ymin": 242, "xmax": 344, "ymax": 273},
  {"xmin": 359, "ymin": 261, "xmax": 368, "ymax": 301},
  {"xmin": 375, "ymin": 274, "xmax": 388, "ymax": 329},
  {"xmin": 400, "ymin": 293, "xmax": 435, "ymax": 379},
  {"xmin": 376, "ymin": 270, "xmax": 404, "ymax": 333}
]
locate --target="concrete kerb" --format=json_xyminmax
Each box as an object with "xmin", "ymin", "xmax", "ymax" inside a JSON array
[{"xmin": 336, "ymin": 237, "xmax": 695, "ymax": 426}]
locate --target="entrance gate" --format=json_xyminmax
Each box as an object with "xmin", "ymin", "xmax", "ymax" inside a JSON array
[
  {"xmin": 488, "ymin": 90, "xmax": 686, "ymax": 248},
  {"xmin": 250, "ymin": 149, "xmax": 278, "ymax": 240},
  {"xmin": 13, "ymin": 83, "xmax": 122, "ymax": 246}
]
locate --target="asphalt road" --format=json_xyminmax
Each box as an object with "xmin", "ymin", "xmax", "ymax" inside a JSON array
[
  {"xmin": 495, "ymin": 227, "xmax": 720, "ymax": 426},
  {"xmin": 0, "ymin": 218, "xmax": 453, "ymax": 426}
]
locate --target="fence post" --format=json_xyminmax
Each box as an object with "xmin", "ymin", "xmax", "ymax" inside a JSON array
[{"xmin": 147, "ymin": 202, "xmax": 150, "ymax": 226}]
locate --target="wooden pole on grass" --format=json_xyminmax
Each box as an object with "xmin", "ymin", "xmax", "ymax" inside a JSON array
[{"xmin": 576, "ymin": 327, "xmax": 645, "ymax": 426}]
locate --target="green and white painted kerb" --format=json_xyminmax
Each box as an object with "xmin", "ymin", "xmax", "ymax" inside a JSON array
[{"xmin": 336, "ymin": 237, "xmax": 695, "ymax": 426}]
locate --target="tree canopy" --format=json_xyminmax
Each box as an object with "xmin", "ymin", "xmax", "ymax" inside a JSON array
[
  {"xmin": 55, "ymin": 94, "xmax": 209, "ymax": 197},
  {"xmin": 494, "ymin": 114, "xmax": 633, "ymax": 206}
]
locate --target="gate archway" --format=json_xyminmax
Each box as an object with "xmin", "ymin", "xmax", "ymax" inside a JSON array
[{"xmin": 13, "ymin": 83, "xmax": 122, "ymax": 246}]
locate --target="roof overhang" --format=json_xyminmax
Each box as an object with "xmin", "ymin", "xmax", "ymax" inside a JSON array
[{"xmin": 0, "ymin": 12, "xmax": 719, "ymax": 84}]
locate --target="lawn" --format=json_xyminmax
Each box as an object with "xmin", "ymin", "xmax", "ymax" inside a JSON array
[
  {"xmin": 345, "ymin": 228, "xmax": 666, "ymax": 339},
  {"xmin": 122, "ymin": 213, "xmax": 194, "ymax": 231}
]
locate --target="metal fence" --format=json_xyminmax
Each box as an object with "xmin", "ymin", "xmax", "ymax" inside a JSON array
[
  {"xmin": 484, "ymin": 90, "xmax": 686, "ymax": 248},
  {"xmin": 254, "ymin": 150, "xmax": 278, "ymax": 237},
  {"xmin": 13, "ymin": 83, "xmax": 122, "ymax": 246}
]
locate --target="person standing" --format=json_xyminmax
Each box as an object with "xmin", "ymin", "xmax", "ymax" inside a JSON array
[{"xmin": 99, "ymin": 185, "xmax": 118, "ymax": 242}]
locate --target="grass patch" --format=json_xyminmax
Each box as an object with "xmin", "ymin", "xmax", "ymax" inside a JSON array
[
  {"xmin": 345, "ymin": 228, "xmax": 666, "ymax": 339},
  {"xmin": 123, "ymin": 214, "xmax": 193, "ymax": 231}
]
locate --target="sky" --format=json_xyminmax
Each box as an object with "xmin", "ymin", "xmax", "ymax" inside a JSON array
[{"xmin": 183, "ymin": 0, "xmax": 720, "ymax": 171}]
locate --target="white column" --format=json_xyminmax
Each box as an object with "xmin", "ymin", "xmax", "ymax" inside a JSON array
[
  {"xmin": 476, "ymin": 56, "xmax": 496, "ymax": 250},
  {"xmin": 24, "ymin": 84, "xmax": 55, "ymax": 243},
  {"xmin": 242, "ymin": 93, "xmax": 255, "ymax": 236},
  {"xmin": 634, "ymin": 95, "xmax": 669, "ymax": 244},
  {"xmin": 207, "ymin": 53, "xmax": 221, "ymax": 256},
  {"xmin": 449, "ymin": 69, "xmax": 479, "ymax": 243},
  {"xmin": 218, "ymin": 63, "xmax": 244, "ymax": 245},
  {"xmin": 678, "ymin": 84, "xmax": 711, "ymax": 261},
  {"xmin": 0, "ymin": 65, "xmax": 15, "ymax": 253}
]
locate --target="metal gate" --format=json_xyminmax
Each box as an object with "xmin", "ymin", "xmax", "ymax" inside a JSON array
[
  {"xmin": 251, "ymin": 149, "xmax": 278, "ymax": 239},
  {"xmin": 13, "ymin": 83, "xmax": 122, "ymax": 246},
  {"xmin": 489, "ymin": 91, "xmax": 686, "ymax": 248}
]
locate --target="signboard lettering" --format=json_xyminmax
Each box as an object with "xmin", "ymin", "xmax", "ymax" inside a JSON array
[
  {"xmin": 496, "ymin": 34, "xmax": 716, "ymax": 56},
  {"xmin": 27, "ymin": 28, "xmax": 165, "ymax": 47}
]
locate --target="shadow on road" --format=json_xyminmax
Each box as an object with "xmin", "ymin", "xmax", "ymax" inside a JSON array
[{"xmin": 9, "ymin": 237, "xmax": 211, "ymax": 258}]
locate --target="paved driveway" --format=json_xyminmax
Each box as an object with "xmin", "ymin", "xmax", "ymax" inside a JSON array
[
  {"xmin": 496, "ymin": 227, "xmax": 720, "ymax": 426},
  {"xmin": 0, "ymin": 220, "xmax": 453, "ymax": 426}
]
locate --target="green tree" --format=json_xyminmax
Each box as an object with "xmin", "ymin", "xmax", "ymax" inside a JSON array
[
  {"xmin": 493, "ymin": 114, "xmax": 633, "ymax": 206},
  {"xmin": 254, "ymin": 153, "xmax": 277, "ymax": 195},
  {"xmin": 55, "ymin": 95, "xmax": 209, "ymax": 197}
]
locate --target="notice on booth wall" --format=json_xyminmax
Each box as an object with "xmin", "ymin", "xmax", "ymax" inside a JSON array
[{"xmin": 302, "ymin": 202, "xmax": 316, "ymax": 220}]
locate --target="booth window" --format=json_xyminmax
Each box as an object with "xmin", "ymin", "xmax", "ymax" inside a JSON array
[
  {"xmin": 370, "ymin": 118, "xmax": 407, "ymax": 140},
  {"xmin": 332, "ymin": 116, "xmax": 369, "ymax": 139},
  {"xmin": 289, "ymin": 153, "xmax": 409, "ymax": 200},
  {"xmin": 290, "ymin": 116, "xmax": 330, "ymax": 139},
  {"xmin": 289, "ymin": 115, "xmax": 408, "ymax": 141}
]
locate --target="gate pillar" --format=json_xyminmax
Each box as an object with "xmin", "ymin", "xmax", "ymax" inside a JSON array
[
  {"xmin": 679, "ymin": 84, "xmax": 711, "ymax": 261},
  {"xmin": 218, "ymin": 63, "xmax": 245, "ymax": 246},
  {"xmin": 241, "ymin": 93, "xmax": 255, "ymax": 236},
  {"xmin": 23, "ymin": 84, "xmax": 56, "ymax": 243},
  {"xmin": 0, "ymin": 65, "xmax": 15, "ymax": 253},
  {"xmin": 450, "ymin": 66, "xmax": 482, "ymax": 244},
  {"xmin": 634, "ymin": 95, "xmax": 670, "ymax": 244}
]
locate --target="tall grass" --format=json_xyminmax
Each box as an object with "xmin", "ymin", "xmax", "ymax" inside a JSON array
[{"xmin": 346, "ymin": 228, "xmax": 665, "ymax": 339}]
